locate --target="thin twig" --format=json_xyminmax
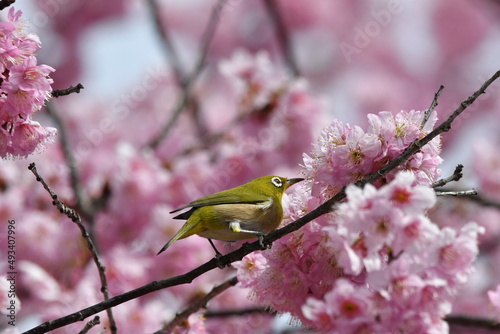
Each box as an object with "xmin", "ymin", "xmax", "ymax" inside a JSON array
[
  {"xmin": 262, "ymin": 0, "xmax": 300, "ymax": 77},
  {"xmin": 27, "ymin": 163, "xmax": 117, "ymax": 334},
  {"xmin": 435, "ymin": 189, "xmax": 477, "ymax": 197},
  {"xmin": 148, "ymin": 0, "xmax": 226, "ymax": 149},
  {"xmin": 422, "ymin": 85, "xmax": 444, "ymax": 128},
  {"xmin": 431, "ymin": 164, "xmax": 464, "ymax": 188},
  {"xmin": 22, "ymin": 70, "xmax": 500, "ymax": 334},
  {"xmin": 446, "ymin": 314, "xmax": 500, "ymax": 331},
  {"xmin": 44, "ymin": 103, "xmax": 92, "ymax": 222},
  {"xmin": 78, "ymin": 316, "xmax": 101, "ymax": 334},
  {"xmin": 156, "ymin": 276, "xmax": 238, "ymax": 333},
  {"xmin": 52, "ymin": 83, "xmax": 84, "ymax": 98}
]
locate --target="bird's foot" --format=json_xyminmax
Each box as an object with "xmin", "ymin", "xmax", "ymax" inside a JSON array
[
  {"xmin": 258, "ymin": 234, "xmax": 272, "ymax": 250},
  {"xmin": 209, "ymin": 239, "xmax": 229, "ymax": 269},
  {"xmin": 214, "ymin": 252, "xmax": 227, "ymax": 269}
]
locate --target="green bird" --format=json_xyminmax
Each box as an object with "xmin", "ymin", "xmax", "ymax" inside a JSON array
[{"xmin": 157, "ymin": 175, "xmax": 303, "ymax": 256}]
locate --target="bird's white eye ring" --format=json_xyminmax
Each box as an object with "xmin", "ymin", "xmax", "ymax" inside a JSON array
[{"xmin": 271, "ymin": 177, "xmax": 283, "ymax": 188}]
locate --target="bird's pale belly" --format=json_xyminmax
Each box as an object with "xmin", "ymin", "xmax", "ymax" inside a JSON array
[{"xmin": 196, "ymin": 203, "xmax": 282, "ymax": 241}]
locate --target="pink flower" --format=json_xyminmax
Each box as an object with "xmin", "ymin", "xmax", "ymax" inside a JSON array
[
  {"xmin": 434, "ymin": 223, "xmax": 484, "ymax": 281},
  {"xmin": 380, "ymin": 171, "xmax": 436, "ymax": 213},
  {"xmin": 302, "ymin": 279, "xmax": 374, "ymax": 333},
  {"xmin": 18, "ymin": 261, "xmax": 62, "ymax": 302},
  {"xmin": 9, "ymin": 120, "xmax": 57, "ymax": 158},
  {"xmin": 7, "ymin": 56, "xmax": 54, "ymax": 95},
  {"xmin": 233, "ymin": 252, "xmax": 268, "ymax": 286}
]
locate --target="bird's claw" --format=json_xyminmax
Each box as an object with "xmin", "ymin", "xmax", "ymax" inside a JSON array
[
  {"xmin": 258, "ymin": 234, "xmax": 272, "ymax": 250},
  {"xmin": 214, "ymin": 253, "xmax": 227, "ymax": 269}
]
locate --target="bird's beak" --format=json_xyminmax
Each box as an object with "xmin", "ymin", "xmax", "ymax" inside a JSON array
[{"xmin": 285, "ymin": 178, "xmax": 304, "ymax": 189}]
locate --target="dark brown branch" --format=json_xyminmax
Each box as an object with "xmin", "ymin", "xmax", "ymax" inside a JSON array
[
  {"xmin": 422, "ymin": 85, "xmax": 444, "ymax": 128},
  {"xmin": 52, "ymin": 83, "xmax": 84, "ymax": 98},
  {"xmin": 148, "ymin": 0, "xmax": 226, "ymax": 149},
  {"xmin": 262, "ymin": 0, "xmax": 300, "ymax": 77},
  {"xmin": 431, "ymin": 164, "xmax": 464, "ymax": 188},
  {"xmin": 27, "ymin": 163, "xmax": 117, "ymax": 334},
  {"xmin": 77, "ymin": 316, "xmax": 100, "ymax": 334},
  {"xmin": 23, "ymin": 70, "xmax": 500, "ymax": 334},
  {"xmin": 205, "ymin": 307, "xmax": 275, "ymax": 318},
  {"xmin": 446, "ymin": 314, "xmax": 500, "ymax": 331},
  {"xmin": 0, "ymin": 0, "xmax": 15, "ymax": 11},
  {"xmin": 155, "ymin": 276, "xmax": 238, "ymax": 333}
]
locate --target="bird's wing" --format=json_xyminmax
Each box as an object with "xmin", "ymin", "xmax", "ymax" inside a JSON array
[{"xmin": 170, "ymin": 191, "xmax": 269, "ymax": 215}]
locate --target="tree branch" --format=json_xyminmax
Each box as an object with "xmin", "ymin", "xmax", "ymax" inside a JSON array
[
  {"xmin": 431, "ymin": 164, "xmax": 464, "ymax": 188},
  {"xmin": 205, "ymin": 307, "xmax": 275, "ymax": 318},
  {"xmin": 147, "ymin": 0, "xmax": 226, "ymax": 149},
  {"xmin": 27, "ymin": 163, "xmax": 117, "ymax": 334},
  {"xmin": 422, "ymin": 85, "xmax": 444, "ymax": 128},
  {"xmin": 52, "ymin": 83, "xmax": 84, "ymax": 98},
  {"xmin": 44, "ymin": 103, "xmax": 93, "ymax": 222},
  {"xmin": 77, "ymin": 316, "xmax": 100, "ymax": 334},
  {"xmin": 23, "ymin": 70, "xmax": 500, "ymax": 334},
  {"xmin": 466, "ymin": 193, "xmax": 500, "ymax": 210},
  {"xmin": 147, "ymin": 0, "xmax": 187, "ymax": 86},
  {"xmin": 0, "ymin": 0, "xmax": 15, "ymax": 11},
  {"xmin": 446, "ymin": 314, "xmax": 500, "ymax": 331},
  {"xmin": 435, "ymin": 189, "xmax": 477, "ymax": 197},
  {"xmin": 262, "ymin": 0, "xmax": 300, "ymax": 77},
  {"xmin": 155, "ymin": 276, "xmax": 238, "ymax": 333}
]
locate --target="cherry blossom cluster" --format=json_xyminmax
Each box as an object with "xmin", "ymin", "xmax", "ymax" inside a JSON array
[
  {"xmin": 303, "ymin": 110, "xmax": 442, "ymax": 201},
  {"xmin": 235, "ymin": 171, "xmax": 484, "ymax": 333},
  {"xmin": 0, "ymin": 8, "xmax": 56, "ymax": 159}
]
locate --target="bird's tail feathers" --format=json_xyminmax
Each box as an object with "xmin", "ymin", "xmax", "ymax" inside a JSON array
[{"xmin": 156, "ymin": 217, "xmax": 203, "ymax": 255}]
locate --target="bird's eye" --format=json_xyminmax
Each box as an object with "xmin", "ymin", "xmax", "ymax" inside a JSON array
[{"xmin": 271, "ymin": 177, "xmax": 283, "ymax": 188}]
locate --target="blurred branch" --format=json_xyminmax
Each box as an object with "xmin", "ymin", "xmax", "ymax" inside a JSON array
[
  {"xmin": 155, "ymin": 276, "xmax": 238, "ymax": 333},
  {"xmin": 205, "ymin": 307, "xmax": 275, "ymax": 318},
  {"xmin": 148, "ymin": 0, "xmax": 187, "ymax": 85},
  {"xmin": 148, "ymin": 0, "xmax": 227, "ymax": 149},
  {"xmin": 0, "ymin": 0, "xmax": 15, "ymax": 11},
  {"xmin": 431, "ymin": 164, "xmax": 463, "ymax": 188},
  {"xmin": 174, "ymin": 99, "xmax": 280, "ymax": 158},
  {"xmin": 446, "ymin": 314, "xmax": 500, "ymax": 331},
  {"xmin": 436, "ymin": 189, "xmax": 477, "ymax": 197},
  {"xmin": 27, "ymin": 163, "xmax": 117, "ymax": 334},
  {"xmin": 52, "ymin": 83, "xmax": 84, "ymax": 98},
  {"xmin": 78, "ymin": 316, "xmax": 100, "ymax": 334},
  {"xmin": 44, "ymin": 103, "xmax": 93, "ymax": 221},
  {"xmin": 23, "ymin": 70, "xmax": 500, "ymax": 334},
  {"xmin": 422, "ymin": 85, "xmax": 444, "ymax": 128},
  {"xmin": 262, "ymin": 0, "xmax": 300, "ymax": 77},
  {"xmin": 467, "ymin": 193, "xmax": 500, "ymax": 209},
  {"xmin": 147, "ymin": 0, "xmax": 209, "ymax": 140}
]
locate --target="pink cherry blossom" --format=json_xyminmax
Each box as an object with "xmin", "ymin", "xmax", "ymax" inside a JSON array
[
  {"xmin": 9, "ymin": 120, "xmax": 57, "ymax": 158},
  {"xmin": 0, "ymin": 8, "xmax": 56, "ymax": 160}
]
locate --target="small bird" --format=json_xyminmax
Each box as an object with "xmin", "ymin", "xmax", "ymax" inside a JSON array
[{"xmin": 157, "ymin": 175, "xmax": 303, "ymax": 257}]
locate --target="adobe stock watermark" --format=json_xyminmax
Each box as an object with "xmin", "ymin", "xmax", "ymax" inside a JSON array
[
  {"xmin": 29, "ymin": 0, "xmax": 72, "ymax": 28},
  {"xmin": 339, "ymin": 0, "xmax": 404, "ymax": 63}
]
